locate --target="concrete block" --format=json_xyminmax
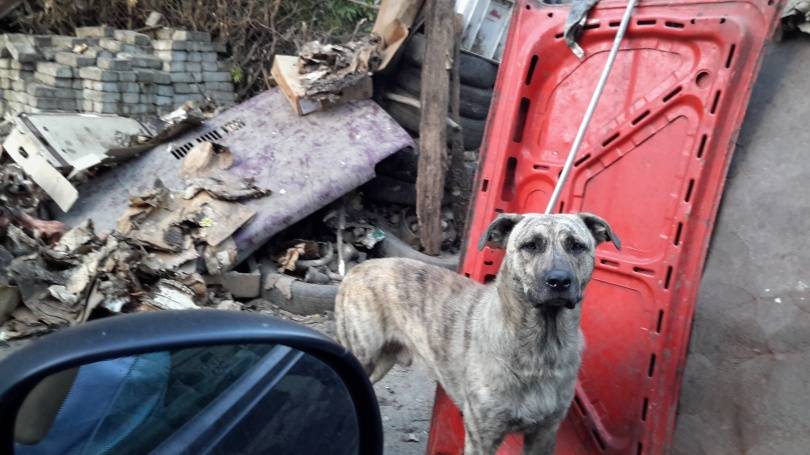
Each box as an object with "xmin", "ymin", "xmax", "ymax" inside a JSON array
[
  {"xmin": 117, "ymin": 71, "xmax": 137, "ymax": 82},
  {"xmin": 4, "ymin": 34, "xmax": 39, "ymax": 63},
  {"xmin": 11, "ymin": 79, "xmax": 28, "ymax": 91},
  {"xmin": 26, "ymin": 96, "xmax": 60, "ymax": 110},
  {"xmin": 8, "ymin": 69, "xmax": 34, "ymax": 80},
  {"xmin": 26, "ymin": 83, "xmax": 56, "ymax": 97},
  {"xmin": 214, "ymin": 41, "xmax": 227, "ymax": 53},
  {"xmin": 54, "ymin": 88, "xmax": 80, "ymax": 99},
  {"xmin": 32, "ymin": 35, "xmax": 52, "ymax": 48},
  {"xmin": 97, "ymin": 57, "xmax": 132, "ymax": 71},
  {"xmin": 55, "ymin": 52, "xmax": 96, "ymax": 67},
  {"xmin": 155, "ymin": 84, "xmax": 174, "ymax": 96},
  {"xmin": 201, "ymin": 61, "xmax": 218, "ymax": 72},
  {"xmin": 78, "ymin": 66, "xmax": 118, "ymax": 82},
  {"xmin": 186, "ymin": 62, "xmax": 202, "ymax": 73},
  {"xmin": 58, "ymin": 99, "xmax": 78, "ymax": 111},
  {"xmin": 10, "ymin": 60, "xmax": 35, "ymax": 70},
  {"xmin": 0, "ymin": 78, "xmax": 10, "ymax": 89},
  {"xmin": 82, "ymin": 80, "xmax": 119, "ymax": 91},
  {"xmin": 76, "ymin": 26, "xmax": 115, "ymax": 38},
  {"xmin": 186, "ymin": 41, "xmax": 214, "ymax": 52},
  {"xmin": 162, "ymin": 61, "xmax": 186, "ymax": 73},
  {"xmin": 121, "ymin": 92, "xmax": 139, "ymax": 103},
  {"xmin": 114, "ymin": 30, "xmax": 152, "ymax": 46},
  {"xmin": 203, "ymin": 72, "xmax": 230, "ymax": 82},
  {"xmin": 83, "ymin": 89, "xmax": 120, "ymax": 102},
  {"xmin": 174, "ymin": 83, "xmax": 200, "ymax": 94},
  {"xmin": 156, "ymin": 50, "xmax": 187, "ymax": 62},
  {"xmin": 92, "ymin": 101, "xmax": 120, "ymax": 114},
  {"xmin": 99, "ymin": 38, "xmax": 123, "ymax": 53},
  {"xmin": 204, "ymin": 81, "xmax": 234, "ymax": 92},
  {"xmin": 121, "ymin": 82, "xmax": 140, "ymax": 93},
  {"xmin": 153, "ymin": 40, "xmax": 186, "ymax": 51},
  {"xmin": 154, "ymin": 95, "xmax": 173, "ymax": 106},
  {"xmin": 135, "ymin": 68, "xmax": 153, "ymax": 83},
  {"xmin": 81, "ymin": 99, "xmax": 94, "ymax": 111},
  {"xmin": 187, "ymin": 52, "xmax": 202, "ymax": 63},
  {"xmin": 0, "ymin": 59, "xmax": 10, "ymax": 69},
  {"xmin": 170, "ymin": 72, "xmax": 194, "ymax": 83},
  {"xmin": 52, "ymin": 36, "xmax": 87, "ymax": 49},
  {"xmin": 146, "ymin": 11, "xmax": 164, "ymax": 27},
  {"xmin": 36, "ymin": 62, "xmax": 73, "ymax": 78},
  {"xmin": 171, "ymin": 30, "xmax": 211, "ymax": 42},
  {"xmin": 155, "ymin": 28, "xmax": 175, "ymax": 40},
  {"xmin": 140, "ymin": 93, "xmax": 154, "ymax": 104},
  {"xmin": 72, "ymin": 79, "xmax": 84, "ymax": 89},
  {"xmin": 96, "ymin": 49, "xmax": 115, "ymax": 60},
  {"xmin": 120, "ymin": 44, "xmax": 148, "ymax": 55},
  {"xmin": 127, "ymin": 55, "xmax": 162, "ymax": 69},
  {"xmin": 201, "ymin": 52, "xmax": 218, "ymax": 63},
  {"xmin": 33, "ymin": 72, "xmax": 73, "ymax": 88},
  {"xmin": 151, "ymin": 70, "xmax": 172, "ymax": 85}
]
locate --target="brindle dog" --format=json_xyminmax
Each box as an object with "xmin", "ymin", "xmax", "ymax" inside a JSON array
[{"xmin": 336, "ymin": 212, "xmax": 620, "ymax": 454}]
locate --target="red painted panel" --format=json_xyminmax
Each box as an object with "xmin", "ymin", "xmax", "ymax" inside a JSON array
[{"xmin": 427, "ymin": 0, "xmax": 781, "ymax": 453}]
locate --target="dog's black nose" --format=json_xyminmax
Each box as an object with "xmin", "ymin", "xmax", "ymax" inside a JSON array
[{"xmin": 545, "ymin": 270, "xmax": 572, "ymax": 290}]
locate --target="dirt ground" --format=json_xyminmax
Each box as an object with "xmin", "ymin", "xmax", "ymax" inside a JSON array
[{"xmin": 295, "ymin": 313, "xmax": 435, "ymax": 455}]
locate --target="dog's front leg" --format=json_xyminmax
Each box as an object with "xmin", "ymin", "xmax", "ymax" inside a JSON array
[
  {"xmin": 462, "ymin": 403, "xmax": 507, "ymax": 455},
  {"xmin": 522, "ymin": 423, "xmax": 560, "ymax": 455}
]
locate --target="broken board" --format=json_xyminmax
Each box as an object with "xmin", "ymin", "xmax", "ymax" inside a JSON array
[{"xmin": 58, "ymin": 89, "xmax": 413, "ymax": 264}]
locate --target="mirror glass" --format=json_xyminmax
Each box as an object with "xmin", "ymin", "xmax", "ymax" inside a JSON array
[{"xmin": 13, "ymin": 344, "xmax": 360, "ymax": 455}]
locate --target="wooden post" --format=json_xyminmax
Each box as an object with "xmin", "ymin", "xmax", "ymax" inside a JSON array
[
  {"xmin": 447, "ymin": 14, "xmax": 468, "ymax": 245},
  {"xmin": 417, "ymin": 0, "xmax": 454, "ymax": 255}
]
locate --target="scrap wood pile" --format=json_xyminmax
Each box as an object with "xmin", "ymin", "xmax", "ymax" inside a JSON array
[{"xmin": 0, "ymin": 140, "xmax": 269, "ymax": 341}]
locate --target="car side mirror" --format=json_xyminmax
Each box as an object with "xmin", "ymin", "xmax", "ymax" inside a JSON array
[{"xmin": 0, "ymin": 311, "xmax": 383, "ymax": 455}]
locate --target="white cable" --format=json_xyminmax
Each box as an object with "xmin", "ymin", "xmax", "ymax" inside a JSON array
[{"xmin": 545, "ymin": 0, "xmax": 639, "ymax": 214}]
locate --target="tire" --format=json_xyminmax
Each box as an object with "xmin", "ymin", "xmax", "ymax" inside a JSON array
[
  {"xmin": 394, "ymin": 65, "xmax": 493, "ymax": 120},
  {"xmin": 385, "ymin": 100, "xmax": 420, "ymax": 135},
  {"xmin": 378, "ymin": 229, "xmax": 460, "ymax": 270},
  {"xmin": 404, "ymin": 33, "xmax": 499, "ymax": 89},
  {"xmin": 385, "ymin": 100, "xmax": 485, "ymax": 150},
  {"xmin": 459, "ymin": 116, "xmax": 485, "ymax": 150}
]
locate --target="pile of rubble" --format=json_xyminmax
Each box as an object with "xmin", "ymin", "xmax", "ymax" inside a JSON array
[
  {"xmin": 1, "ymin": 26, "xmax": 234, "ymax": 118},
  {"xmin": 0, "ymin": 142, "xmax": 269, "ymax": 340}
]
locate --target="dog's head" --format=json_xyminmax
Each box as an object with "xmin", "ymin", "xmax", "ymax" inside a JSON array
[{"xmin": 478, "ymin": 212, "xmax": 620, "ymax": 310}]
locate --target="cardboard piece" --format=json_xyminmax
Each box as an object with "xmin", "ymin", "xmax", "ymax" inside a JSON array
[{"xmin": 272, "ymin": 55, "xmax": 372, "ymax": 116}]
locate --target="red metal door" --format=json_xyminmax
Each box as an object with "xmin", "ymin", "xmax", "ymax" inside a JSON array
[{"xmin": 426, "ymin": 0, "xmax": 781, "ymax": 453}]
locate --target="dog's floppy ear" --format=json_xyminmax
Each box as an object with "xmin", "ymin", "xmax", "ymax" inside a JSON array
[
  {"xmin": 578, "ymin": 212, "xmax": 621, "ymax": 250},
  {"xmin": 478, "ymin": 213, "xmax": 524, "ymax": 251}
]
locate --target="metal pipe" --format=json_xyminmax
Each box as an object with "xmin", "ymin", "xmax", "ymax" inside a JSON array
[{"xmin": 545, "ymin": 0, "xmax": 638, "ymax": 214}]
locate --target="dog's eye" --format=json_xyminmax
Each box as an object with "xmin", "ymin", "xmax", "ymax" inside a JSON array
[
  {"xmin": 521, "ymin": 237, "xmax": 545, "ymax": 252},
  {"xmin": 566, "ymin": 237, "xmax": 588, "ymax": 253}
]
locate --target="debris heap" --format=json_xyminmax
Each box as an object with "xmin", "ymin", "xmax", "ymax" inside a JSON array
[
  {"xmin": 0, "ymin": 142, "xmax": 270, "ymax": 341},
  {"xmin": 0, "ymin": 26, "xmax": 235, "ymax": 118}
]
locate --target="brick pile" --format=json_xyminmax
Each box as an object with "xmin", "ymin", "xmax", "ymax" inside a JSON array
[{"xmin": 0, "ymin": 26, "xmax": 235, "ymax": 118}]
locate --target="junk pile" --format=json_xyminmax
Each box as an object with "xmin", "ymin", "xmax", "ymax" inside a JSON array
[
  {"xmin": 1, "ymin": 25, "xmax": 234, "ymax": 118},
  {"xmin": 0, "ymin": 140, "xmax": 269, "ymax": 340}
]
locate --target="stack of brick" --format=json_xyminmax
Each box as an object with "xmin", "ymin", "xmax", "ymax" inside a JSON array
[{"xmin": 0, "ymin": 26, "xmax": 235, "ymax": 118}]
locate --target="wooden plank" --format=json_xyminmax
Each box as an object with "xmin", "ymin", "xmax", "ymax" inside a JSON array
[{"xmin": 417, "ymin": 0, "xmax": 455, "ymax": 255}]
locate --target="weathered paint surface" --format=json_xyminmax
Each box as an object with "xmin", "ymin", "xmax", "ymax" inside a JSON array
[{"xmin": 59, "ymin": 89, "xmax": 414, "ymax": 263}]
